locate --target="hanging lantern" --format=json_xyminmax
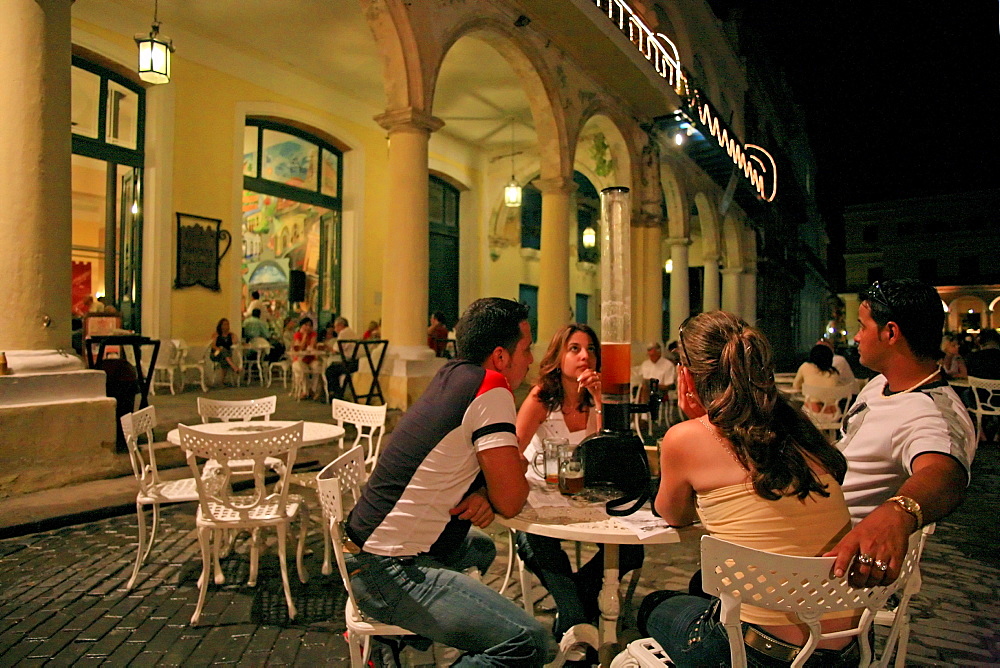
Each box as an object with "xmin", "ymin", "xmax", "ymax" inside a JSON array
[
  {"xmin": 135, "ymin": 0, "xmax": 173, "ymax": 84},
  {"xmin": 582, "ymin": 226, "xmax": 597, "ymax": 249}
]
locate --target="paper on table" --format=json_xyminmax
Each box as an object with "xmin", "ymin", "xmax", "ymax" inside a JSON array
[{"xmin": 614, "ymin": 508, "xmax": 673, "ymax": 540}]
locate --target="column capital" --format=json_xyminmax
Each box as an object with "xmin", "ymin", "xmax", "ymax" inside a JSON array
[
  {"xmin": 374, "ymin": 107, "xmax": 444, "ymax": 134},
  {"xmin": 721, "ymin": 266, "xmax": 745, "ymax": 275},
  {"xmin": 665, "ymin": 237, "xmax": 691, "ymax": 247},
  {"xmin": 634, "ymin": 213, "xmax": 663, "ymax": 229},
  {"xmin": 702, "ymin": 253, "xmax": 721, "ymax": 262},
  {"xmin": 531, "ymin": 176, "xmax": 577, "ymax": 195}
]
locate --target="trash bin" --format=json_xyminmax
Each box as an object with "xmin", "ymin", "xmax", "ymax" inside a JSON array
[{"xmin": 99, "ymin": 358, "xmax": 139, "ymax": 452}]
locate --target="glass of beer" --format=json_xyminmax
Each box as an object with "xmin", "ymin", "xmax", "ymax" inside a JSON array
[{"xmin": 558, "ymin": 444, "xmax": 585, "ymax": 495}]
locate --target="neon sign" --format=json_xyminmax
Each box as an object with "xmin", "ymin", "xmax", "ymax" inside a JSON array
[
  {"xmin": 682, "ymin": 91, "xmax": 778, "ymax": 202},
  {"xmin": 593, "ymin": 0, "xmax": 778, "ymax": 202}
]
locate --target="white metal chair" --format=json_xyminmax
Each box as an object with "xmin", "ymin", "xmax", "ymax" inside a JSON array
[
  {"xmin": 283, "ymin": 399, "xmax": 386, "ymax": 575},
  {"xmin": 966, "ymin": 376, "xmax": 1000, "ymax": 442},
  {"xmin": 179, "ymin": 421, "xmax": 309, "ymax": 625},
  {"xmin": 242, "ymin": 337, "xmax": 272, "ymax": 387},
  {"xmin": 333, "ymin": 399, "xmax": 387, "ymax": 472},
  {"xmin": 268, "ymin": 356, "xmax": 292, "ymax": 389},
  {"xmin": 175, "ymin": 339, "xmax": 209, "ymax": 393},
  {"xmin": 316, "ymin": 445, "xmax": 415, "ymax": 667},
  {"xmin": 120, "ymin": 407, "xmax": 211, "ymax": 590},
  {"xmin": 197, "ymin": 395, "xmax": 277, "ymax": 423},
  {"xmin": 872, "ymin": 523, "xmax": 935, "ymax": 668},
  {"xmin": 150, "ymin": 339, "xmax": 181, "ymax": 396},
  {"xmin": 611, "ymin": 532, "xmax": 923, "ymax": 668},
  {"xmin": 801, "ymin": 382, "xmax": 855, "ymax": 441}
]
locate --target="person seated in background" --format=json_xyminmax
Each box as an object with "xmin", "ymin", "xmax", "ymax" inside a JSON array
[
  {"xmin": 792, "ymin": 344, "xmax": 842, "ymax": 412},
  {"xmin": 966, "ymin": 328, "xmax": 1000, "ymax": 379},
  {"xmin": 291, "ymin": 317, "xmax": 322, "ymax": 399},
  {"xmin": 362, "ymin": 320, "xmax": 381, "ymax": 340},
  {"xmin": 319, "ymin": 320, "xmax": 338, "ymax": 344},
  {"xmin": 323, "ymin": 316, "xmax": 359, "ymax": 400},
  {"xmin": 817, "ymin": 338, "xmax": 855, "ymax": 386},
  {"xmin": 940, "ymin": 333, "xmax": 968, "ymax": 379},
  {"xmin": 427, "ymin": 311, "xmax": 450, "ymax": 356},
  {"xmin": 640, "ymin": 311, "xmax": 857, "ymax": 667},
  {"xmin": 515, "ymin": 324, "xmax": 643, "ymax": 644},
  {"xmin": 244, "ymin": 290, "xmax": 267, "ymax": 319},
  {"xmin": 241, "ymin": 308, "xmax": 270, "ymax": 342},
  {"xmin": 209, "ymin": 317, "xmax": 241, "ymax": 384}
]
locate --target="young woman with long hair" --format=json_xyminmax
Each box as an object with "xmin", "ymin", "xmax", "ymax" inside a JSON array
[
  {"xmin": 640, "ymin": 311, "xmax": 857, "ymax": 667},
  {"xmin": 515, "ymin": 324, "xmax": 643, "ymax": 642}
]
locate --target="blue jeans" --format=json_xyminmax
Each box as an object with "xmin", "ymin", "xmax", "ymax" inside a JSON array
[
  {"xmin": 346, "ymin": 528, "xmax": 556, "ymax": 667},
  {"xmin": 644, "ymin": 593, "xmax": 860, "ymax": 668}
]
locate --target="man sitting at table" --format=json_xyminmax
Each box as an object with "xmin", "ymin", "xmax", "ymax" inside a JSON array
[
  {"xmin": 344, "ymin": 298, "xmax": 554, "ymax": 665},
  {"xmin": 323, "ymin": 316, "xmax": 359, "ymax": 400},
  {"xmin": 825, "ymin": 279, "xmax": 977, "ymax": 587}
]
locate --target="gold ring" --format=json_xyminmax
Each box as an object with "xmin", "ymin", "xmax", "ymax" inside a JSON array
[{"xmin": 857, "ymin": 553, "xmax": 873, "ymax": 566}]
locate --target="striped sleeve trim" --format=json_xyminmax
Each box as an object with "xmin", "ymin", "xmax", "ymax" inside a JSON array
[{"xmin": 472, "ymin": 422, "xmax": 515, "ymax": 443}]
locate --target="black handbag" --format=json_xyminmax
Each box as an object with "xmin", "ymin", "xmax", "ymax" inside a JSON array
[{"xmin": 577, "ymin": 430, "xmax": 651, "ymax": 516}]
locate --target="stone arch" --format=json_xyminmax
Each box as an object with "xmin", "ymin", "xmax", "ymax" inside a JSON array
[
  {"xmin": 661, "ymin": 163, "xmax": 688, "ymax": 239},
  {"xmin": 573, "ymin": 105, "xmax": 638, "ymax": 192},
  {"xmin": 432, "ymin": 19, "xmax": 569, "ymax": 181},
  {"xmin": 693, "ymin": 192, "xmax": 720, "ymax": 257},
  {"xmin": 360, "ymin": 0, "xmax": 429, "ymax": 111},
  {"xmin": 721, "ymin": 212, "xmax": 744, "ymax": 270},
  {"xmin": 947, "ymin": 295, "xmax": 988, "ymax": 332}
]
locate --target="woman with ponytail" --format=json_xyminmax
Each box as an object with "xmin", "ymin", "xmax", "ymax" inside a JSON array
[{"xmin": 639, "ymin": 311, "xmax": 859, "ymax": 667}]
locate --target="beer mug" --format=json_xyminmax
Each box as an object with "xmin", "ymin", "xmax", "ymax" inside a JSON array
[
  {"xmin": 531, "ymin": 437, "xmax": 566, "ymax": 485},
  {"xmin": 558, "ymin": 444, "xmax": 585, "ymax": 495}
]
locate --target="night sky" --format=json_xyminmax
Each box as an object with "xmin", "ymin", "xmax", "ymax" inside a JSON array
[{"xmin": 724, "ymin": 1, "xmax": 1000, "ymax": 211}]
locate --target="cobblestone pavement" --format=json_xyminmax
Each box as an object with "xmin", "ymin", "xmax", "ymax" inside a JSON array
[{"xmin": 1, "ymin": 446, "xmax": 998, "ymax": 666}]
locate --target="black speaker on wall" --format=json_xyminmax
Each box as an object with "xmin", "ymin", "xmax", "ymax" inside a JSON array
[{"xmin": 288, "ymin": 270, "xmax": 306, "ymax": 303}]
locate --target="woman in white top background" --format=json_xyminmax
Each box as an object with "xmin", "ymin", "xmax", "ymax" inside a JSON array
[
  {"xmin": 515, "ymin": 324, "xmax": 643, "ymax": 643},
  {"xmin": 792, "ymin": 343, "xmax": 843, "ymax": 413}
]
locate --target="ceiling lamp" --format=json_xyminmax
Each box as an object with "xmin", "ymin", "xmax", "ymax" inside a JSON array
[
  {"xmin": 504, "ymin": 120, "xmax": 522, "ymax": 208},
  {"xmin": 135, "ymin": 0, "xmax": 173, "ymax": 84},
  {"xmin": 582, "ymin": 226, "xmax": 597, "ymax": 249}
]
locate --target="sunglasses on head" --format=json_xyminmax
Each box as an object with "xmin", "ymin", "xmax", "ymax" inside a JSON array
[
  {"xmin": 867, "ymin": 281, "xmax": 895, "ymax": 318},
  {"xmin": 678, "ymin": 316, "xmax": 693, "ymax": 367}
]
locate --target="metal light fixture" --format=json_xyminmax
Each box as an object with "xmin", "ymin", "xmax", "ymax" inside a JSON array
[
  {"xmin": 135, "ymin": 0, "xmax": 173, "ymax": 84},
  {"xmin": 504, "ymin": 120, "xmax": 522, "ymax": 208},
  {"xmin": 582, "ymin": 226, "xmax": 597, "ymax": 248}
]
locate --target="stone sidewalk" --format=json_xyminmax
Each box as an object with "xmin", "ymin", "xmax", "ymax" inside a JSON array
[{"xmin": 0, "ymin": 412, "xmax": 998, "ymax": 665}]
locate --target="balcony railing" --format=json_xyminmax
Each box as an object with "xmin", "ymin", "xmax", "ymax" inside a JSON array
[{"xmin": 593, "ymin": 0, "xmax": 685, "ymax": 92}]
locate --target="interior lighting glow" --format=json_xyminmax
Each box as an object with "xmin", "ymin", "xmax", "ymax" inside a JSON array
[
  {"xmin": 674, "ymin": 133, "xmax": 684, "ymax": 146},
  {"xmin": 664, "ymin": 258, "xmax": 673, "ymax": 273},
  {"xmin": 504, "ymin": 180, "xmax": 522, "ymax": 208},
  {"xmin": 582, "ymin": 226, "xmax": 597, "ymax": 248},
  {"xmin": 130, "ymin": 201, "xmax": 139, "ymax": 215}
]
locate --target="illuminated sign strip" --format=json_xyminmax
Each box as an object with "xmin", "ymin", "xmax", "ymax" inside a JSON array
[{"xmin": 592, "ymin": 0, "xmax": 778, "ymax": 201}]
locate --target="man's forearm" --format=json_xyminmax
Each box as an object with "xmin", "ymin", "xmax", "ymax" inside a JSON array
[{"xmin": 892, "ymin": 454, "xmax": 968, "ymax": 527}]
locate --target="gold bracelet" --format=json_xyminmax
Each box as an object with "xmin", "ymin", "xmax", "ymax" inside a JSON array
[{"xmin": 887, "ymin": 495, "xmax": 923, "ymax": 530}]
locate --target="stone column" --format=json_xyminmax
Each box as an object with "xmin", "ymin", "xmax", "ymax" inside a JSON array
[
  {"xmin": 0, "ymin": 0, "xmax": 115, "ymax": 496},
  {"xmin": 375, "ymin": 108, "xmax": 443, "ymax": 358},
  {"xmin": 722, "ymin": 267, "xmax": 743, "ymax": 315},
  {"xmin": 666, "ymin": 238, "xmax": 690, "ymax": 339},
  {"xmin": 535, "ymin": 176, "xmax": 575, "ymax": 345},
  {"xmin": 0, "ymin": 0, "xmax": 74, "ymax": 359},
  {"xmin": 703, "ymin": 254, "xmax": 721, "ymax": 312},
  {"xmin": 742, "ymin": 264, "xmax": 758, "ymax": 324}
]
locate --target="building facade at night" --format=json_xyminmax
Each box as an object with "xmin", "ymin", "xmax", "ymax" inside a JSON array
[
  {"xmin": 841, "ymin": 189, "xmax": 1000, "ymax": 336},
  {"xmin": 1, "ymin": 0, "xmax": 831, "ymax": 492}
]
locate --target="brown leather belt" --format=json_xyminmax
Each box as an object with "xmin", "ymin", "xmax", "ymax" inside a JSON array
[{"xmin": 742, "ymin": 625, "xmax": 860, "ymax": 664}]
